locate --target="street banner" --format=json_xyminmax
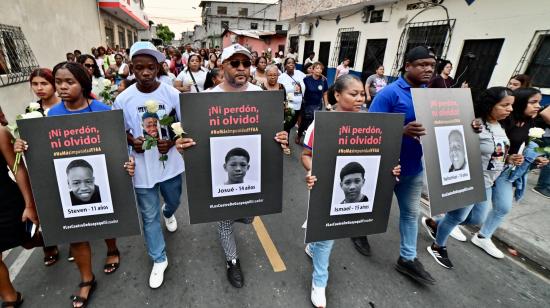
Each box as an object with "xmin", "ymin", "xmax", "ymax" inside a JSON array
[
  {"xmin": 181, "ymin": 91, "xmax": 284, "ymax": 223},
  {"xmin": 412, "ymin": 88, "xmax": 486, "ymax": 216},
  {"xmin": 17, "ymin": 110, "xmax": 141, "ymax": 246},
  {"xmin": 305, "ymin": 112, "xmax": 404, "ymax": 243}
]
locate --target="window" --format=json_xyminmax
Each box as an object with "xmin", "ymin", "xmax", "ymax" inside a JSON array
[
  {"xmin": 217, "ymin": 6, "xmax": 227, "ymax": 15},
  {"xmin": 331, "ymin": 28, "xmax": 360, "ymax": 67},
  {"xmin": 289, "ymin": 36, "xmax": 299, "ymax": 53},
  {"xmin": 370, "ymin": 10, "xmax": 384, "ymax": 23},
  {"xmin": 526, "ymin": 35, "xmax": 550, "ymax": 88},
  {"xmin": 238, "ymin": 8, "xmax": 248, "ymax": 17},
  {"xmin": 118, "ymin": 27, "xmax": 126, "ymax": 48},
  {"xmin": 105, "ymin": 27, "xmax": 115, "ymax": 48},
  {"xmin": 127, "ymin": 29, "xmax": 133, "ymax": 46},
  {"xmin": 221, "ymin": 21, "xmax": 229, "ymax": 31},
  {"xmin": 275, "ymin": 24, "xmax": 283, "ymax": 31},
  {"xmin": 250, "ymin": 23, "xmax": 258, "ymax": 30},
  {"xmin": 0, "ymin": 23, "xmax": 39, "ymax": 86}
]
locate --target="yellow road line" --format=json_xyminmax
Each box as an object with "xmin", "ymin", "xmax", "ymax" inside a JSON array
[{"xmin": 252, "ymin": 217, "xmax": 287, "ymax": 272}]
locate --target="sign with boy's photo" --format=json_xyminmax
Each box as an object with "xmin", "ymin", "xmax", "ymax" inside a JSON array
[
  {"xmin": 305, "ymin": 112, "xmax": 404, "ymax": 243},
  {"xmin": 17, "ymin": 111, "xmax": 141, "ymax": 246},
  {"xmin": 412, "ymin": 88, "xmax": 486, "ymax": 215},
  {"xmin": 181, "ymin": 91, "xmax": 284, "ymax": 223}
]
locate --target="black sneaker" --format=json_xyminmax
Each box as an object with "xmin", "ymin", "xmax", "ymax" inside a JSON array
[
  {"xmin": 427, "ymin": 243, "xmax": 454, "ymax": 269},
  {"xmin": 351, "ymin": 236, "xmax": 371, "ymax": 256},
  {"xmin": 532, "ymin": 187, "xmax": 550, "ymax": 199},
  {"xmin": 227, "ymin": 259, "xmax": 244, "ymax": 288},
  {"xmin": 421, "ymin": 217, "xmax": 436, "ymax": 240},
  {"xmin": 395, "ymin": 257, "xmax": 436, "ymax": 285}
]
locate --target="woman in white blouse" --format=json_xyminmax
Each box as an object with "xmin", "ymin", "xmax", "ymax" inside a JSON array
[{"xmin": 174, "ymin": 54, "xmax": 207, "ymax": 93}]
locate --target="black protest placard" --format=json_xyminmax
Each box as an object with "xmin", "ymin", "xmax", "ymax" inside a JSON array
[
  {"xmin": 17, "ymin": 111, "xmax": 141, "ymax": 246},
  {"xmin": 412, "ymin": 88, "xmax": 486, "ymax": 216},
  {"xmin": 305, "ymin": 112, "xmax": 404, "ymax": 243},
  {"xmin": 181, "ymin": 91, "xmax": 284, "ymax": 223}
]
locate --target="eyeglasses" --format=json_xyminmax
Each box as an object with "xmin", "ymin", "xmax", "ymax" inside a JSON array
[
  {"xmin": 83, "ymin": 64, "xmax": 94, "ymax": 68},
  {"xmin": 228, "ymin": 60, "xmax": 252, "ymax": 68}
]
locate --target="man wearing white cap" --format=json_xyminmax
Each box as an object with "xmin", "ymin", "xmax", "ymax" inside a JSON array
[
  {"xmin": 113, "ymin": 41, "xmax": 185, "ymax": 289},
  {"xmin": 176, "ymin": 43, "xmax": 289, "ymax": 288}
]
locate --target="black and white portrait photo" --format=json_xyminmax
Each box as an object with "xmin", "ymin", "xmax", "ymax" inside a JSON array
[
  {"xmin": 329, "ymin": 156, "xmax": 380, "ymax": 216},
  {"xmin": 435, "ymin": 125, "xmax": 471, "ymax": 186},
  {"xmin": 54, "ymin": 154, "xmax": 114, "ymax": 218},
  {"xmin": 210, "ymin": 134, "xmax": 261, "ymax": 197}
]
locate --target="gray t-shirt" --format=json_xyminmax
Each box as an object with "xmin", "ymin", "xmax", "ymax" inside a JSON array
[
  {"xmin": 366, "ymin": 74, "xmax": 388, "ymax": 97},
  {"xmin": 479, "ymin": 120, "xmax": 510, "ymax": 187}
]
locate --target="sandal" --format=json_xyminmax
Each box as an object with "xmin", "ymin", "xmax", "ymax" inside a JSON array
[
  {"xmin": 43, "ymin": 246, "xmax": 59, "ymax": 267},
  {"xmin": 1, "ymin": 292, "xmax": 23, "ymax": 308},
  {"xmin": 103, "ymin": 249, "xmax": 120, "ymax": 274},
  {"xmin": 70, "ymin": 276, "xmax": 96, "ymax": 308}
]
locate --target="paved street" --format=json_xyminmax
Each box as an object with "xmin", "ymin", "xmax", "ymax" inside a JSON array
[{"xmin": 4, "ymin": 142, "xmax": 550, "ymax": 307}]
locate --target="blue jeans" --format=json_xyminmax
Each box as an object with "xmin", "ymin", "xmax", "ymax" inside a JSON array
[
  {"xmin": 480, "ymin": 171, "xmax": 514, "ymax": 238},
  {"xmin": 310, "ymin": 240, "xmax": 334, "ymax": 288},
  {"xmin": 135, "ymin": 173, "xmax": 183, "ymax": 263},
  {"xmin": 435, "ymin": 187, "xmax": 492, "ymax": 246},
  {"xmin": 394, "ymin": 171, "xmax": 424, "ymax": 260}
]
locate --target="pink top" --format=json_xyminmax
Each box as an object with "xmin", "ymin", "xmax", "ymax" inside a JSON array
[{"xmin": 336, "ymin": 64, "xmax": 350, "ymax": 79}]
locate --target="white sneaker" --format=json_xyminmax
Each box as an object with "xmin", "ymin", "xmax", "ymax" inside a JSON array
[
  {"xmin": 149, "ymin": 259, "xmax": 168, "ymax": 288},
  {"xmin": 311, "ymin": 283, "xmax": 326, "ymax": 308},
  {"xmin": 449, "ymin": 226, "xmax": 467, "ymax": 242},
  {"xmin": 471, "ymin": 233, "xmax": 504, "ymax": 259},
  {"xmin": 162, "ymin": 204, "xmax": 177, "ymax": 232},
  {"xmin": 305, "ymin": 244, "xmax": 313, "ymax": 259}
]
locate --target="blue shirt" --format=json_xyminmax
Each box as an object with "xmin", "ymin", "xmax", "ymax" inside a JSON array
[
  {"xmin": 303, "ymin": 75, "xmax": 328, "ymax": 108},
  {"xmin": 48, "ymin": 100, "xmax": 111, "ymax": 116},
  {"xmin": 369, "ymin": 76, "xmax": 423, "ymax": 176}
]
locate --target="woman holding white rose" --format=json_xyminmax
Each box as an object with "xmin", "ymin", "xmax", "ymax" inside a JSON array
[
  {"xmin": 174, "ymin": 54, "xmax": 207, "ymax": 93},
  {"xmin": 14, "ymin": 62, "xmax": 135, "ymax": 308}
]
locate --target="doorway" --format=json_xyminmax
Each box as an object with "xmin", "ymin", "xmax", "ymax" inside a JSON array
[
  {"xmin": 318, "ymin": 41, "xmax": 331, "ymax": 76},
  {"xmin": 361, "ymin": 39, "xmax": 387, "ymax": 83}
]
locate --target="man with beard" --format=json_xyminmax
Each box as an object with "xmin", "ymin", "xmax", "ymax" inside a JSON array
[{"xmin": 175, "ymin": 43, "xmax": 289, "ymax": 288}]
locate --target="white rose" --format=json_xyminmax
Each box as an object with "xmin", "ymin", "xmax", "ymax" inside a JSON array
[
  {"xmin": 144, "ymin": 100, "xmax": 159, "ymax": 113},
  {"xmin": 529, "ymin": 127, "xmax": 545, "ymax": 139},
  {"xmin": 103, "ymin": 79, "xmax": 112, "ymax": 87},
  {"xmin": 267, "ymin": 48, "xmax": 271, "ymax": 52},
  {"xmin": 287, "ymin": 92, "xmax": 294, "ymax": 101},
  {"xmin": 22, "ymin": 111, "xmax": 43, "ymax": 119},
  {"xmin": 92, "ymin": 79, "xmax": 99, "ymax": 87},
  {"xmin": 171, "ymin": 122, "xmax": 185, "ymax": 136},
  {"xmin": 28, "ymin": 102, "xmax": 41, "ymax": 111}
]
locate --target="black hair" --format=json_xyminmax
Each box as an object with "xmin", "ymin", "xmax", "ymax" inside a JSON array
[
  {"xmin": 509, "ymin": 74, "xmax": 531, "ymax": 88},
  {"xmin": 53, "ymin": 61, "xmax": 93, "ymax": 99},
  {"xmin": 283, "ymin": 57, "xmax": 296, "ymax": 68},
  {"xmin": 73, "ymin": 49, "xmax": 81, "ymax": 55},
  {"xmin": 511, "ymin": 87, "xmax": 541, "ymax": 122},
  {"xmin": 327, "ymin": 74, "xmax": 362, "ymax": 105},
  {"xmin": 437, "ymin": 60, "xmax": 452, "ymax": 75},
  {"xmin": 204, "ymin": 67, "xmax": 222, "ymax": 90},
  {"xmin": 66, "ymin": 159, "xmax": 93, "ymax": 174},
  {"xmin": 119, "ymin": 78, "xmax": 136, "ymax": 90},
  {"xmin": 186, "ymin": 54, "xmax": 203, "ymax": 72},
  {"xmin": 302, "ymin": 62, "xmax": 313, "ymax": 74},
  {"xmin": 474, "ymin": 86, "xmax": 514, "ymax": 120},
  {"xmin": 66, "ymin": 52, "xmax": 75, "ymax": 58},
  {"xmin": 255, "ymin": 56, "xmax": 267, "ymax": 67},
  {"xmin": 340, "ymin": 162, "xmax": 365, "ymax": 180},
  {"xmin": 225, "ymin": 147, "xmax": 250, "ymax": 163},
  {"xmin": 77, "ymin": 54, "xmax": 102, "ymax": 79},
  {"xmin": 309, "ymin": 51, "xmax": 315, "ymax": 57}
]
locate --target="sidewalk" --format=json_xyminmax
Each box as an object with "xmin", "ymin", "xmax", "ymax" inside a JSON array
[{"xmin": 494, "ymin": 169, "xmax": 550, "ymax": 269}]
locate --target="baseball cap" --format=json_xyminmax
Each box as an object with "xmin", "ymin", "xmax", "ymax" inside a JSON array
[
  {"xmin": 129, "ymin": 41, "xmax": 166, "ymax": 63},
  {"xmin": 405, "ymin": 46, "xmax": 436, "ymax": 63},
  {"xmin": 220, "ymin": 44, "xmax": 252, "ymax": 62}
]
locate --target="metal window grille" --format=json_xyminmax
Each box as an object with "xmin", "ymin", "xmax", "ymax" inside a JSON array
[
  {"xmin": 390, "ymin": 19, "xmax": 455, "ymax": 76},
  {"xmin": 513, "ymin": 29, "xmax": 550, "ymax": 88},
  {"xmin": 251, "ymin": 23, "xmax": 258, "ymax": 30},
  {"xmin": 0, "ymin": 24, "xmax": 39, "ymax": 87},
  {"xmin": 331, "ymin": 28, "xmax": 360, "ymax": 67},
  {"xmin": 105, "ymin": 27, "xmax": 115, "ymax": 48},
  {"xmin": 239, "ymin": 8, "xmax": 248, "ymax": 17},
  {"xmin": 370, "ymin": 10, "xmax": 384, "ymax": 23},
  {"xmin": 221, "ymin": 21, "xmax": 229, "ymax": 31}
]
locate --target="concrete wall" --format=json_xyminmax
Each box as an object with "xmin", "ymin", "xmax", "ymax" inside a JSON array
[
  {"xmin": 222, "ymin": 32, "xmax": 287, "ymax": 53},
  {"xmin": 284, "ymin": 0, "xmax": 550, "ymax": 92},
  {"xmin": 0, "ymin": 0, "xmax": 101, "ymax": 122},
  {"xmin": 99, "ymin": 12, "xmax": 139, "ymax": 49}
]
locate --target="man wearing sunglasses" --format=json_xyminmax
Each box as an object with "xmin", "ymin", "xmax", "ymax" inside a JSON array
[{"xmin": 178, "ymin": 44, "xmax": 288, "ymax": 288}]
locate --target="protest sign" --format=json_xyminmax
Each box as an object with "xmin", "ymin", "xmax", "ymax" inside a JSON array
[
  {"xmin": 181, "ymin": 91, "xmax": 284, "ymax": 223},
  {"xmin": 305, "ymin": 112, "xmax": 403, "ymax": 243},
  {"xmin": 412, "ymin": 88, "xmax": 486, "ymax": 215},
  {"xmin": 17, "ymin": 110, "xmax": 141, "ymax": 246}
]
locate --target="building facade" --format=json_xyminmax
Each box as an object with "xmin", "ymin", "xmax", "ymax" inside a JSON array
[
  {"xmin": 199, "ymin": 0, "xmax": 288, "ymax": 48},
  {"xmin": 0, "ymin": 0, "xmax": 102, "ymax": 122},
  {"xmin": 281, "ymin": 0, "xmax": 550, "ymax": 102},
  {"xmin": 222, "ymin": 29, "xmax": 287, "ymax": 53},
  {"xmin": 98, "ymin": 0, "xmax": 149, "ymax": 49}
]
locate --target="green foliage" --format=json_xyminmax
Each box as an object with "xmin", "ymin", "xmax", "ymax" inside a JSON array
[
  {"xmin": 156, "ymin": 24, "xmax": 175, "ymax": 44},
  {"xmin": 143, "ymin": 135, "xmax": 158, "ymax": 150},
  {"xmin": 159, "ymin": 115, "xmax": 174, "ymax": 126}
]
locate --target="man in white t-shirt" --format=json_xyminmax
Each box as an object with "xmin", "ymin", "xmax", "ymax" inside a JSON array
[
  {"xmin": 113, "ymin": 41, "xmax": 185, "ymax": 289},
  {"xmin": 175, "ymin": 43, "xmax": 288, "ymax": 289}
]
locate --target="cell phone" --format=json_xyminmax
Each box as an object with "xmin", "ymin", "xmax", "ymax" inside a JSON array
[{"xmin": 25, "ymin": 220, "xmax": 37, "ymax": 238}]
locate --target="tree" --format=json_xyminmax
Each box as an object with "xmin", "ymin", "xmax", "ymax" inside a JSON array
[{"xmin": 156, "ymin": 24, "xmax": 175, "ymax": 44}]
